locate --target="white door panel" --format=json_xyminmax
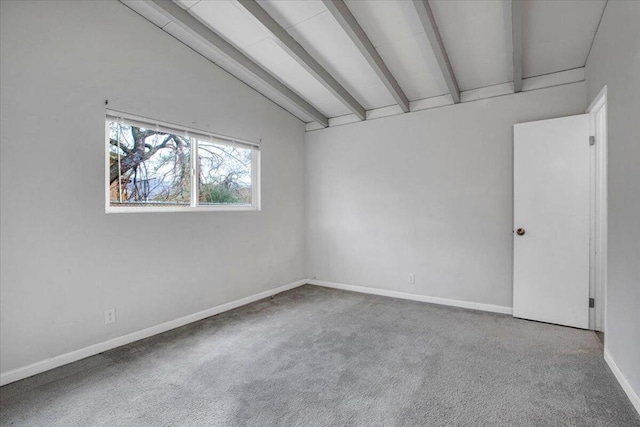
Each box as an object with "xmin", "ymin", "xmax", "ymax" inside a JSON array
[{"xmin": 513, "ymin": 114, "xmax": 590, "ymax": 329}]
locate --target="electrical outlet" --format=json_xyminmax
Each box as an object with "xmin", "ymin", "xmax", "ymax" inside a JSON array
[
  {"xmin": 104, "ymin": 308, "xmax": 116, "ymax": 325},
  {"xmin": 408, "ymin": 273, "xmax": 415, "ymax": 284}
]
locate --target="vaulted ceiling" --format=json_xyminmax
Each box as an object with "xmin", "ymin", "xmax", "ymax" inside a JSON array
[{"xmin": 121, "ymin": 0, "xmax": 607, "ymax": 129}]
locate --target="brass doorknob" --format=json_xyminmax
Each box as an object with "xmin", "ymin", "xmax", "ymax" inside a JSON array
[{"xmin": 516, "ymin": 228, "xmax": 525, "ymax": 236}]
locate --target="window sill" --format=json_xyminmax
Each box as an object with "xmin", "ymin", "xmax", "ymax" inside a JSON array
[{"xmin": 105, "ymin": 205, "xmax": 260, "ymax": 214}]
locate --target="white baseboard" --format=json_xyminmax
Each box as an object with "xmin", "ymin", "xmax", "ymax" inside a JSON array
[
  {"xmin": 0, "ymin": 279, "xmax": 308, "ymax": 386},
  {"xmin": 604, "ymin": 348, "xmax": 640, "ymax": 415},
  {"xmin": 308, "ymin": 279, "xmax": 513, "ymax": 315}
]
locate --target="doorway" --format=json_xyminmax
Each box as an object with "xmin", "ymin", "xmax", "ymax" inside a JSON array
[
  {"xmin": 512, "ymin": 88, "xmax": 608, "ymax": 332},
  {"xmin": 587, "ymin": 86, "xmax": 608, "ymax": 337}
]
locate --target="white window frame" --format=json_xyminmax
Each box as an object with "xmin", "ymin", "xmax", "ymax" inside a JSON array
[{"xmin": 105, "ymin": 110, "xmax": 261, "ymax": 213}]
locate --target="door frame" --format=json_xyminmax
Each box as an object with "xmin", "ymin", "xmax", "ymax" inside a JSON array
[{"xmin": 587, "ymin": 85, "xmax": 608, "ymax": 335}]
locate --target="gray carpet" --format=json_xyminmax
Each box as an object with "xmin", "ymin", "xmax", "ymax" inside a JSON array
[{"xmin": 1, "ymin": 285, "xmax": 639, "ymax": 426}]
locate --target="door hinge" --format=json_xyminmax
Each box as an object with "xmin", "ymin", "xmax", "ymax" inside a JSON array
[
  {"xmin": 590, "ymin": 136, "xmax": 596, "ymax": 146},
  {"xmin": 589, "ymin": 298, "xmax": 595, "ymax": 308}
]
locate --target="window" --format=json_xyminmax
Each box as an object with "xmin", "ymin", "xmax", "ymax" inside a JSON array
[{"xmin": 106, "ymin": 112, "xmax": 260, "ymax": 212}]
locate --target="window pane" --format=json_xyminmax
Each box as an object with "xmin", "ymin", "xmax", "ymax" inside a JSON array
[
  {"xmin": 109, "ymin": 121, "xmax": 191, "ymax": 207},
  {"xmin": 198, "ymin": 141, "xmax": 252, "ymax": 205}
]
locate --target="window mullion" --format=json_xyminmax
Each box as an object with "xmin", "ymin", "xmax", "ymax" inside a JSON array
[{"xmin": 191, "ymin": 137, "xmax": 198, "ymax": 208}]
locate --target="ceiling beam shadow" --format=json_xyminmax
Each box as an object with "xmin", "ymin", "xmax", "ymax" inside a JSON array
[
  {"xmin": 322, "ymin": 0, "xmax": 410, "ymax": 113},
  {"xmin": 411, "ymin": 0, "xmax": 460, "ymax": 103},
  {"xmin": 511, "ymin": 0, "xmax": 524, "ymax": 93},
  {"xmin": 238, "ymin": 0, "xmax": 367, "ymax": 121},
  {"xmin": 145, "ymin": 0, "xmax": 329, "ymax": 127}
]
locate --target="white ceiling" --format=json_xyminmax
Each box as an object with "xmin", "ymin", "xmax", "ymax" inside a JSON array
[
  {"xmin": 269, "ymin": 4, "xmax": 396, "ymax": 109},
  {"xmin": 430, "ymin": 0, "xmax": 512, "ymax": 91},
  {"xmin": 345, "ymin": 0, "xmax": 449, "ymax": 101},
  {"xmin": 523, "ymin": 0, "xmax": 606, "ymax": 78},
  {"xmin": 123, "ymin": 0, "xmax": 607, "ymax": 126}
]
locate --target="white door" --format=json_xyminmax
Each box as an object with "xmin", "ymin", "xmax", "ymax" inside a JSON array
[{"xmin": 513, "ymin": 114, "xmax": 590, "ymax": 329}]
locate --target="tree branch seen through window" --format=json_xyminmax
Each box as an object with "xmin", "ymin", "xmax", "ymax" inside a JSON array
[{"xmin": 108, "ymin": 120, "xmax": 254, "ymax": 209}]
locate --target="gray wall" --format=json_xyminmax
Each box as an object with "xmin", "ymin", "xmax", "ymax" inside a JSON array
[
  {"xmin": 0, "ymin": 0, "xmax": 306, "ymax": 374},
  {"xmin": 306, "ymin": 83, "xmax": 586, "ymax": 309},
  {"xmin": 585, "ymin": 1, "xmax": 640, "ymax": 399}
]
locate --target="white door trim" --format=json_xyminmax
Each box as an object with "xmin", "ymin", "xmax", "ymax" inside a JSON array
[
  {"xmin": 587, "ymin": 85, "xmax": 608, "ymax": 334},
  {"xmin": 587, "ymin": 85, "xmax": 608, "ymax": 113}
]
